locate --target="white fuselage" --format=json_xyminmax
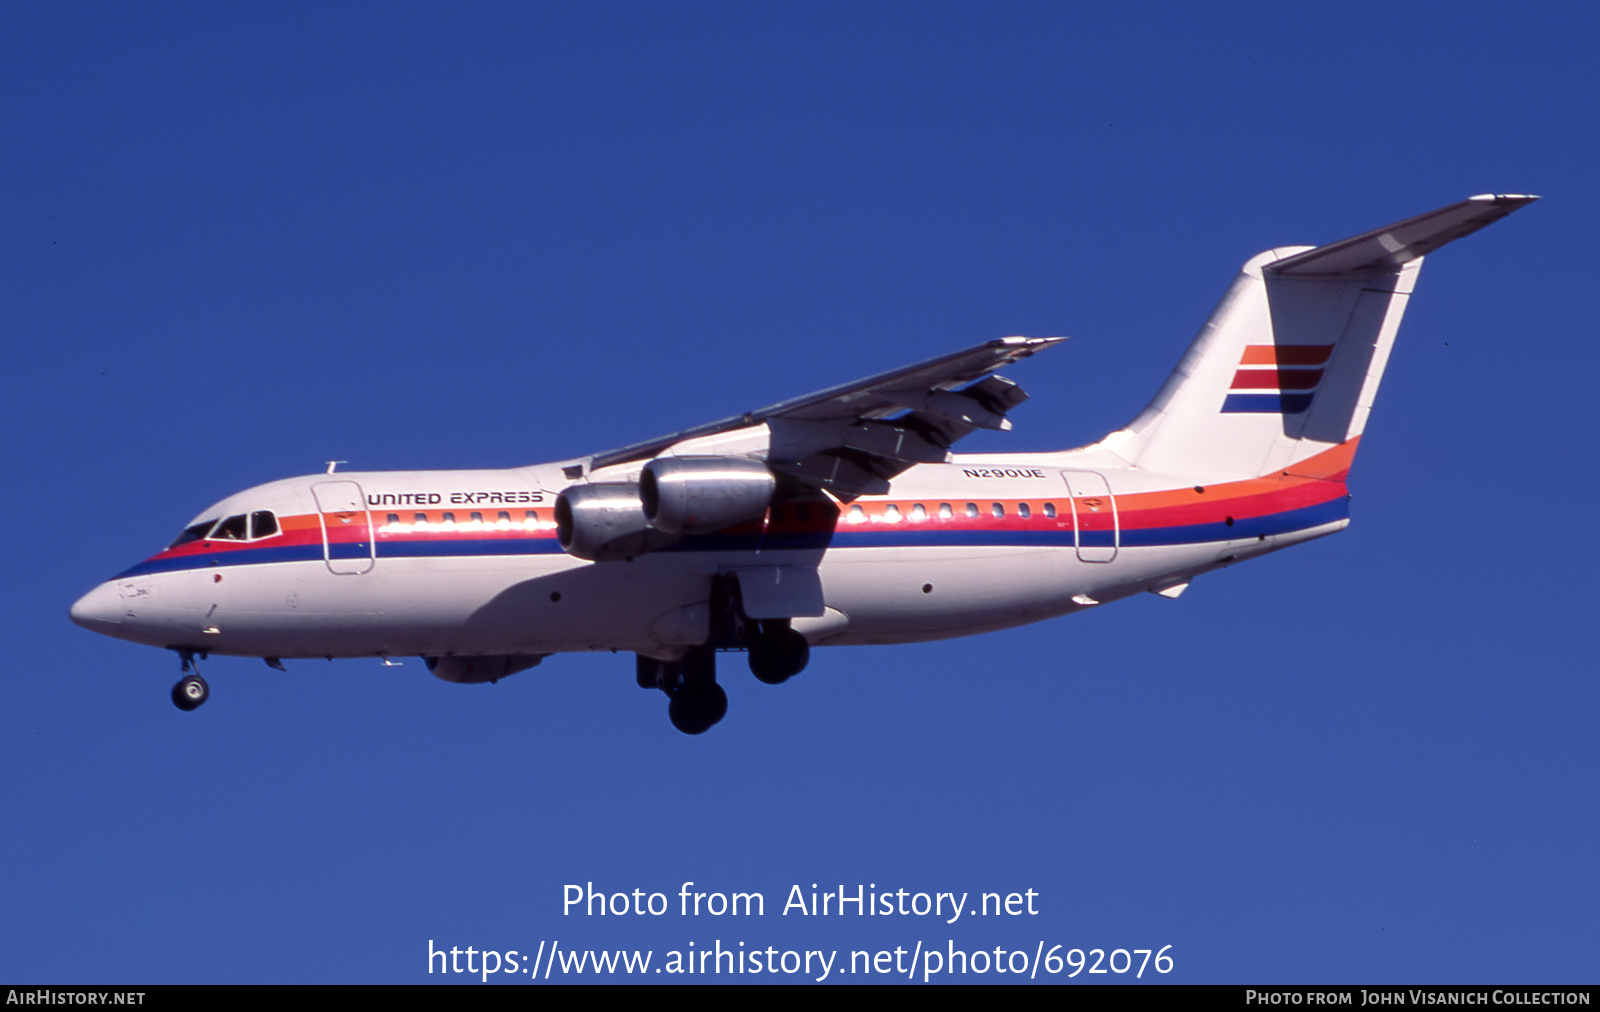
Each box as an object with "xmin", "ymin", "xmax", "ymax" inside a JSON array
[{"xmin": 69, "ymin": 443, "xmax": 1352, "ymax": 662}]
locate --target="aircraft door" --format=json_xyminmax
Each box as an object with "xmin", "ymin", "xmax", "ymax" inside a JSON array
[
  {"xmin": 312, "ymin": 480, "xmax": 375, "ymax": 575},
  {"xmin": 1061, "ymin": 470, "xmax": 1118, "ymax": 563}
]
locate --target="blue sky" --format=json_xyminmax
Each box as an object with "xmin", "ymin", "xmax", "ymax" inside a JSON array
[{"xmin": 3, "ymin": 3, "xmax": 1594, "ymax": 983}]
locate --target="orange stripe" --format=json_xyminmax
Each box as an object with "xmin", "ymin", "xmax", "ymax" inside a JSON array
[{"xmin": 1239, "ymin": 344, "xmax": 1334, "ymax": 366}]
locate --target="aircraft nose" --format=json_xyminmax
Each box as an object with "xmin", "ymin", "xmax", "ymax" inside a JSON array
[{"xmin": 69, "ymin": 582, "xmax": 123, "ymax": 634}]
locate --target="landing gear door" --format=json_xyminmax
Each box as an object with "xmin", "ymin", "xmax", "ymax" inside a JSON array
[
  {"xmin": 1061, "ymin": 470, "xmax": 1118, "ymax": 563},
  {"xmin": 733, "ymin": 566, "xmax": 826, "ymax": 619},
  {"xmin": 312, "ymin": 480, "xmax": 375, "ymax": 575}
]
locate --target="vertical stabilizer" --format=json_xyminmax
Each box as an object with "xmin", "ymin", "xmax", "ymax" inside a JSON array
[{"xmin": 1104, "ymin": 195, "xmax": 1537, "ymax": 480}]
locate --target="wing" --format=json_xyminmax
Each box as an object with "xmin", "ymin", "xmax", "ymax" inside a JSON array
[{"xmin": 587, "ymin": 336, "xmax": 1065, "ymax": 496}]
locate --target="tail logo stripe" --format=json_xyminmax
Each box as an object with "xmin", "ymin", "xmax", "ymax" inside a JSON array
[
  {"xmin": 1221, "ymin": 344, "xmax": 1332, "ymax": 414},
  {"xmin": 1222, "ymin": 393, "xmax": 1315, "ymax": 414},
  {"xmin": 1231, "ymin": 368, "xmax": 1323, "ymax": 391},
  {"xmin": 1238, "ymin": 344, "xmax": 1334, "ymax": 366}
]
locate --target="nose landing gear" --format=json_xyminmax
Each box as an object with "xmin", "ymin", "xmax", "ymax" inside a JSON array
[
  {"xmin": 172, "ymin": 675, "xmax": 209, "ymax": 711},
  {"xmin": 171, "ymin": 649, "xmax": 210, "ymax": 711}
]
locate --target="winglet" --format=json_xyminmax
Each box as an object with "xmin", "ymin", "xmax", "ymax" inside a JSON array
[{"xmin": 1267, "ymin": 194, "xmax": 1539, "ymax": 276}]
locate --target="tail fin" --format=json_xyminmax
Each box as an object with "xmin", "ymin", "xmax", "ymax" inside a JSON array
[{"xmin": 1104, "ymin": 194, "xmax": 1537, "ymax": 479}]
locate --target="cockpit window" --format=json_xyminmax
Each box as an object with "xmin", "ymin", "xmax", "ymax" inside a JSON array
[
  {"xmin": 166, "ymin": 509, "xmax": 280, "ymax": 549},
  {"xmin": 168, "ymin": 519, "xmax": 218, "ymax": 549},
  {"xmin": 250, "ymin": 511, "xmax": 279, "ymax": 539},
  {"xmin": 211, "ymin": 514, "xmax": 249, "ymax": 540}
]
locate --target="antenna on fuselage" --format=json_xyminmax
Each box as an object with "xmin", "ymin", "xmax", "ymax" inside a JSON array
[{"xmin": 325, "ymin": 460, "xmax": 346, "ymax": 474}]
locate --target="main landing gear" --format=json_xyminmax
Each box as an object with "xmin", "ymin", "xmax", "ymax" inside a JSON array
[
  {"xmin": 636, "ymin": 632, "xmax": 812, "ymax": 737},
  {"xmin": 637, "ymin": 647, "xmax": 727, "ymax": 735},
  {"xmin": 171, "ymin": 649, "xmax": 209, "ymax": 711},
  {"xmin": 747, "ymin": 622, "xmax": 810, "ymax": 685},
  {"xmin": 638, "ymin": 578, "xmax": 816, "ymax": 735}
]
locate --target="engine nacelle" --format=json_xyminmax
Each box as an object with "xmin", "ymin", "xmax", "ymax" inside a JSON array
[
  {"xmin": 640, "ymin": 457, "xmax": 777, "ymax": 535},
  {"xmin": 555, "ymin": 482, "xmax": 679, "ymax": 561}
]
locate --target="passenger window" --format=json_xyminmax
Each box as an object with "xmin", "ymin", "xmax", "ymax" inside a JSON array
[
  {"xmin": 991, "ymin": 502, "xmax": 1005, "ymax": 519},
  {"xmin": 212, "ymin": 514, "xmax": 248, "ymax": 540},
  {"xmin": 442, "ymin": 512, "xmax": 456, "ymax": 526},
  {"xmin": 250, "ymin": 511, "xmax": 279, "ymax": 539},
  {"xmin": 911, "ymin": 503, "xmax": 927, "ymax": 521},
  {"xmin": 168, "ymin": 519, "xmax": 218, "ymax": 548},
  {"xmin": 414, "ymin": 512, "xmax": 428, "ymax": 524},
  {"xmin": 848, "ymin": 504, "xmax": 865, "ymax": 524},
  {"xmin": 385, "ymin": 513, "xmax": 400, "ymax": 525},
  {"xmin": 497, "ymin": 511, "xmax": 510, "ymax": 521},
  {"xmin": 1018, "ymin": 503, "xmax": 1031, "ymax": 519},
  {"xmin": 523, "ymin": 510, "xmax": 539, "ymax": 528},
  {"xmin": 884, "ymin": 504, "xmax": 901, "ymax": 523},
  {"xmin": 965, "ymin": 503, "xmax": 978, "ymax": 518},
  {"xmin": 469, "ymin": 512, "xmax": 484, "ymax": 525},
  {"xmin": 1044, "ymin": 502, "xmax": 1057, "ymax": 519},
  {"xmin": 938, "ymin": 503, "xmax": 952, "ymax": 521}
]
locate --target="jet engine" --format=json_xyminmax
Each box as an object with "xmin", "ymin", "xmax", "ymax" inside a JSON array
[
  {"xmin": 555, "ymin": 482, "xmax": 679, "ymax": 561},
  {"xmin": 640, "ymin": 457, "xmax": 777, "ymax": 535}
]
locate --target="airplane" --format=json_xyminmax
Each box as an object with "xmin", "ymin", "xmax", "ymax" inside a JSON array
[{"xmin": 70, "ymin": 194, "xmax": 1536, "ymax": 734}]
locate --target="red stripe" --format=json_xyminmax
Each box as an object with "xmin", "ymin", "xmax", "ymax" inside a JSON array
[
  {"xmin": 1118, "ymin": 478, "xmax": 1346, "ymax": 530},
  {"xmin": 1231, "ymin": 368, "xmax": 1323, "ymax": 391}
]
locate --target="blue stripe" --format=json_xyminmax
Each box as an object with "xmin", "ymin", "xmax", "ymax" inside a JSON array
[
  {"xmin": 378, "ymin": 538, "xmax": 567, "ymax": 559},
  {"xmin": 111, "ymin": 498, "xmax": 1349, "ymax": 577},
  {"xmin": 114, "ymin": 537, "xmax": 569, "ymax": 577},
  {"xmin": 660, "ymin": 530, "xmax": 837, "ymax": 553},
  {"xmin": 115, "ymin": 543, "xmax": 326, "ymax": 578},
  {"xmin": 1222, "ymin": 393, "xmax": 1314, "ymax": 414},
  {"xmin": 690, "ymin": 498, "xmax": 1349, "ymax": 551},
  {"xmin": 1119, "ymin": 497, "xmax": 1348, "ymax": 546}
]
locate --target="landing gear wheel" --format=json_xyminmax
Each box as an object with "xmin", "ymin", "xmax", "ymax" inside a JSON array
[
  {"xmin": 171, "ymin": 674, "xmax": 209, "ymax": 711},
  {"xmin": 667, "ymin": 681, "xmax": 728, "ymax": 735},
  {"xmin": 636, "ymin": 654, "xmax": 663, "ymax": 690},
  {"xmin": 748, "ymin": 628, "xmax": 810, "ymax": 685}
]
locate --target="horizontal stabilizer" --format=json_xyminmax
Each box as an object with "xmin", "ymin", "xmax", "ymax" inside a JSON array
[
  {"xmin": 1114, "ymin": 192, "xmax": 1537, "ymax": 477},
  {"xmin": 1268, "ymin": 194, "xmax": 1538, "ymax": 276}
]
